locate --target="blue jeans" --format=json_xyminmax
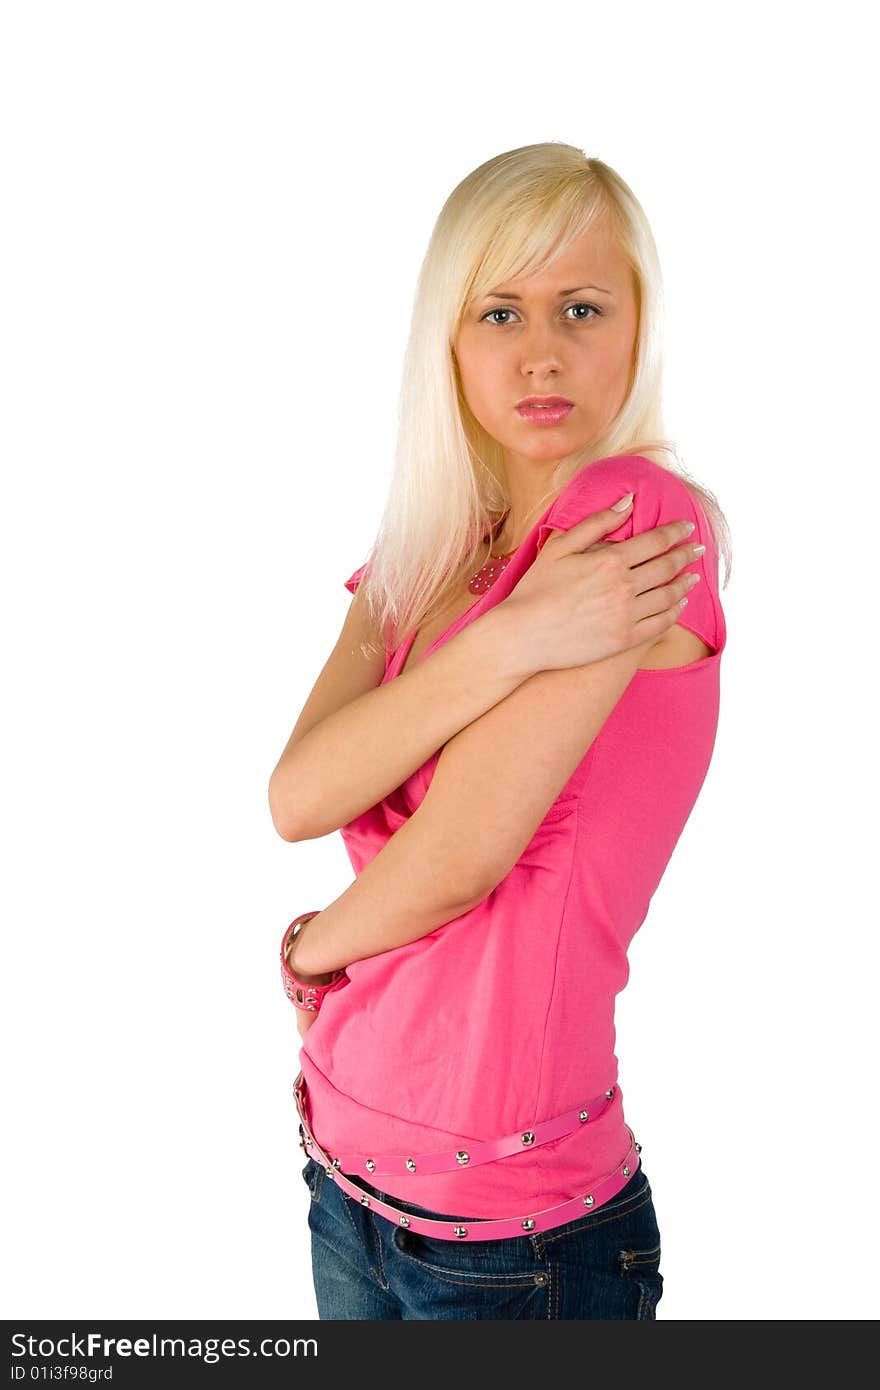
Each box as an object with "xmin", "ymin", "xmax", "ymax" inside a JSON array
[{"xmin": 301, "ymin": 1155, "xmax": 664, "ymax": 1319}]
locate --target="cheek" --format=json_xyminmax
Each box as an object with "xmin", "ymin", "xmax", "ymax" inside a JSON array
[
  {"xmin": 456, "ymin": 345, "xmax": 503, "ymax": 412},
  {"xmin": 586, "ymin": 337, "xmax": 634, "ymax": 393}
]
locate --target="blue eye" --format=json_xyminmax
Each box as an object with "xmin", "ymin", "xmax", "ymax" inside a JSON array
[{"xmin": 480, "ymin": 302, "xmax": 603, "ymax": 325}]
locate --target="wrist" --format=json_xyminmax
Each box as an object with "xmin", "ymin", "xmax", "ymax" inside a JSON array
[
  {"xmin": 478, "ymin": 601, "xmax": 539, "ymax": 685},
  {"xmin": 286, "ymin": 914, "xmax": 333, "ymax": 984},
  {"xmin": 292, "ymin": 962, "xmax": 337, "ymax": 987},
  {"xmin": 288, "ymin": 913, "xmax": 332, "ymax": 980},
  {"xmin": 280, "ymin": 912, "xmax": 344, "ymax": 1014}
]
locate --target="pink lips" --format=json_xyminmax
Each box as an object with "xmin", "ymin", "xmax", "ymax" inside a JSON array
[
  {"xmin": 516, "ymin": 398, "xmax": 574, "ymax": 425},
  {"xmin": 517, "ymin": 395, "xmax": 574, "ymax": 407}
]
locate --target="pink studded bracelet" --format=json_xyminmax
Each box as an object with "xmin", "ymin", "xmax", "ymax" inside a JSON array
[{"xmin": 280, "ymin": 912, "xmax": 344, "ymax": 1013}]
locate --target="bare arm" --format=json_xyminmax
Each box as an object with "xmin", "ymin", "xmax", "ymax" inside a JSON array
[
  {"xmin": 286, "ymin": 805, "xmax": 489, "ymax": 977},
  {"xmin": 286, "ymin": 637, "xmax": 656, "ymax": 978},
  {"xmin": 268, "ymin": 598, "xmax": 534, "ymax": 842},
  {"xmin": 269, "ymin": 506, "xmax": 699, "ymax": 842},
  {"xmin": 289, "ymin": 626, "xmax": 709, "ymax": 979}
]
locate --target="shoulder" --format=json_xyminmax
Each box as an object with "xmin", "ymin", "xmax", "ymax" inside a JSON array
[
  {"xmin": 542, "ymin": 453, "xmax": 702, "ymax": 534},
  {"xmin": 538, "ymin": 452, "xmax": 716, "ymax": 568},
  {"xmin": 341, "ymin": 557, "xmax": 395, "ymax": 665},
  {"xmin": 538, "ymin": 452, "xmax": 725, "ymax": 663}
]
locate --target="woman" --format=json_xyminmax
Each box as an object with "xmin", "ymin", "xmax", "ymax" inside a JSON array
[{"xmin": 269, "ymin": 142, "xmax": 730, "ymax": 1320}]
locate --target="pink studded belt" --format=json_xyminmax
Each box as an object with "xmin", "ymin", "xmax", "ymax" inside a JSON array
[{"xmin": 293, "ymin": 1070, "xmax": 642, "ymax": 1242}]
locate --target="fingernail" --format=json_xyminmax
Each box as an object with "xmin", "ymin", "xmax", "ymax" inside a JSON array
[{"xmin": 612, "ymin": 493, "xmax": 634, "ymax": 511}]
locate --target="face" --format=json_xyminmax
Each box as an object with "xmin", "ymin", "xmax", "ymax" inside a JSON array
[{"xmin": 453, "ymin": 219, "xmax": 639, "ymax": 488}]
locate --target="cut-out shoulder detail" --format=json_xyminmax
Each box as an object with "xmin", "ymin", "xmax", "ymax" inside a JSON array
[{"xmin": 637, "ymin": 625, "xmax": 715, "ymax": 671}]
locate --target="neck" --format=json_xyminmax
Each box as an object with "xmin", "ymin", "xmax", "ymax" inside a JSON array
[{"xmin": 491, "ymin": 499, "xmax": 548, "ymax": 554}]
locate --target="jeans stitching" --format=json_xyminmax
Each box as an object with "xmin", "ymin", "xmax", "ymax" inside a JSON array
[
  {"xmin": 400, "ymin": 1270, "xmax": 546, "ymax": 1289},
  {"xmin": 310, "ymin": 1176, "xmax": 663, "ymax": 1317},
  {"xmin": 337, "ymin": 1177, "xmax": 371, "ymax": 1253},
  {"xmin": 334, "ymin": 1176, "xmax": 393, "ymax": 1292},
  {"xmin": 392, "ymin": 1237, "xmax": 544, "ymax": 1286},
  {"xmin": 369, "ymin": 1212, "xmax": 391, "ymax": 1291},
  {"xmin": 528, "ymin": 1184, "xmax": 653, "ymax": 1262}
]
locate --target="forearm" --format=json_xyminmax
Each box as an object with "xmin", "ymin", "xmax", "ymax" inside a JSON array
[
  {"xmin": 289, "ymin": 810, "xmax": 482, "ymax": 976},
  {"xmin": 273, "ymin": 602, "xmax": 534, "ymax": 841}
]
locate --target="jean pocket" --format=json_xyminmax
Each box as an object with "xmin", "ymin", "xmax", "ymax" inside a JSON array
[
  {"xmin": 392, "ymin": 1222, "xmax": 547, "ymax": 1288},
  {"xmin": 533, "ymin": 1169, "xmax": 664, "ymax": 1314}
]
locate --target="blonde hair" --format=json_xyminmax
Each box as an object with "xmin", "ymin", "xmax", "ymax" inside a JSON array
[{"xmin": 352, "ymin": 141, "xmax": 732, "ymax": 658}]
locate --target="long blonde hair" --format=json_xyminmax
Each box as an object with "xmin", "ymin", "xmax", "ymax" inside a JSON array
[{"xmin": 352, "ymin": 141, "xmax": 732, "ymax": 658}]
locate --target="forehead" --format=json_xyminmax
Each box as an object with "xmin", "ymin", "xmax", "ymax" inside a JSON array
[
  {"xmin": 505, "ymin": 223, "xmax": 627, "ymax": 291},
  {"xmin": 470, "ymin": 220, "xmax": 635, "ymax": 307}
]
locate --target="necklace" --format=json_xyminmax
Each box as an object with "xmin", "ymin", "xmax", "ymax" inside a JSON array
[
  {"xmin": 467, "ymin": 546, "xmax": 517, "ymax": 595},
  {"xmin": 467, "ymin": 486, "xmax": 550, "ymax": 594},
  {"xmin": 467, "ymin": 511, "xmax": 516, "ymax": 595},
  {"xmin": 468, "ymin": 493, "xmax": 549, "ymax": 595}
]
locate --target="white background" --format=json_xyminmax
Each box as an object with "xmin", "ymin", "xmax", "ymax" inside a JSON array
[{"xmin": 2, "ymin": 0, "xmax": 876, "ymax": 1321}]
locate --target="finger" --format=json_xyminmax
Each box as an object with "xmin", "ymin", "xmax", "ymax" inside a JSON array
[
  {"xmin": 615, "ymin": 519, "xmax": 696, "ymax": 568},
  {"xmin": 633, "ymin": 563, "xmax": 701, "ymax": 624},
  {"xmin": 544, "ymin": 497, "xmax": 635, "ymax": 548},
  {"xmin": 629, "ymin": 539, "xmax": 703, "ymax": 596}
]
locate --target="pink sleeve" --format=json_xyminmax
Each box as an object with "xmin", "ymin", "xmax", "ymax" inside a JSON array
[
  {"xmin": 534, "ymin": 454, "xmax": 724, "ymax": 655},
  {"xmin": 343, "ymin": 561, "xmax": 369, "ymax": 594}
]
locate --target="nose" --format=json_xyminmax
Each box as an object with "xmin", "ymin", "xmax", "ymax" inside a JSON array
[{"xmin": 518, "ymin": 325, "xmax": 563, "ymax": 379}]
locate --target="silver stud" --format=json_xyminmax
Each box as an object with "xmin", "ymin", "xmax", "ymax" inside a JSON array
[
  {"xmin": 579, "ymin": 1110, "xmax": 590, "ymax": 1122},
  {"xmin": 399, "ymin": 1215, "xmax": 410, "ymax": 1227},
  {"xmin": 521, "ymin": 1130, "xmax": 535, "ymax": 1146},
  {"xmin": 622, "ymin": 1165, "xmax": 631, "ymax": 1177},
  {"xmin": 360, "ymin": 1195, "xmax": 370, "ymax": 1206},
  {"xmin": 453, "ymin": 1225, "xmax": 468, "ymax": 1239},
  {"xmin": 522, "ymin": 1218, "xmax": 535, "ymax": 1231},
  {"xmin": 332, "ymin": 1157, "xmax": 341, "ymax": 1168},
  {"xmin": 365, "ymin": 1159, "xmax": 375, "ymax": 1172},
  {"xmin": 325, "ymin": 1167, "xmax": 333, "ymax": 1178},
  {"xmin": 456, "ymin": 1150, "xmax": 470, "ymax": 1165},
  {"xmin": 635, "ymin": 1142, "xmax": 642, "ymax": 1154},
  {"xmin": 605, "ymin": 1088, "xmax": 615, "ymax": 1098},
  {"xmin": 406, "ymin": 1158, "xmax": 417, "ymax": 1172},
  {"xmin": 583, "ymin": 1194, "xmax": 595, "ymax": 1207}
]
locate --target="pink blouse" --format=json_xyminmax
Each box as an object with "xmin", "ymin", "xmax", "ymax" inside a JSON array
[{"xmin": 298, "ymin": 453, "xmax": 726, "ymax": 1221}]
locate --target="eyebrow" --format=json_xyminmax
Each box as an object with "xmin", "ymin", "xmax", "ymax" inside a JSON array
[{"xmin": 483, "ymin": 284, "xmax": 613, "ymax": 300}]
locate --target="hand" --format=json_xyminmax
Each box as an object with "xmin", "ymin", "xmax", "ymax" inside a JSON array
[{"xmin": 502, "ymin": 506, "xmax": 703, "ymax": 673}]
